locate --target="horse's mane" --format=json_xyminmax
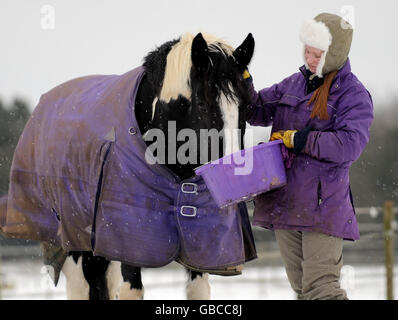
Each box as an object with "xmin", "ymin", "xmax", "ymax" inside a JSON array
[
  {"xmin": 143, "ymin": 33, "xmax": 235, "ymax": 103},
  {"xmin": 143, "ymin": 39, "xmax": 178, "ymax": 97}
]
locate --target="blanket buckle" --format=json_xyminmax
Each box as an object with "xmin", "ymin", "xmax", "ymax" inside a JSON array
[
  {"xmin": 180, "ymin": 205, "xmax": 197, "ymax": 217},
  {"xmin": 181, "ymin": 182, "xmax": 197, "ymax": 194}
]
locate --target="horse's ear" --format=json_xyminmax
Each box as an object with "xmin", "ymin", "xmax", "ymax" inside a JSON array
[
  {"xmin": 233, "ymin": 33, "xmax": 255, "ymax": 69},
  {"xmin": 191, "ymin": 33, "xmax": 209, "ymax": 72}
]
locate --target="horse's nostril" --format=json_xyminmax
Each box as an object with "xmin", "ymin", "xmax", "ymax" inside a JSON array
[{"xmin": 128, "ymin": 127, "xmax": 137, "ymax": 135}]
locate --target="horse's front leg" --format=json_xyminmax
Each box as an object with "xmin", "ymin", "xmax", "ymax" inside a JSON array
[
  {"xmin": 61, "ymin": 252, "xmax": 121, "ymax": 300},
  {"xmin": 119, "ymin": 264, "xmax": 144, "ymax": 300},
  {"xmin": 186, "ymin": 269, "xmax": 210, "ymax": 300},
  {"xmin": 62, "ymin": 253, "xmax": 89, "ymax": 299}
]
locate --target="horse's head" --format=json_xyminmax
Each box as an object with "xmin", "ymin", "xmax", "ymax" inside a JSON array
[{"xmin": 136, "ymin": 32, "xmax": 255, "ymax": 179}]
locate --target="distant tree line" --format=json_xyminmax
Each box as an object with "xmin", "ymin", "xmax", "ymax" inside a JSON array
[
  {"xmin": 0, "ymin": 97, "xmax": 397, "ymax": 208},
  {"xmin": 350, "ymin": 98, "xmax": 398, "ymax": 207},
  {"xmin": 0, "ymin": 99, "xmax": 31, "ymax": 196}
]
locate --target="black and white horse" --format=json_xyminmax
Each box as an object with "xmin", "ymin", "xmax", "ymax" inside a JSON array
[{"xmin": 61, "ymin": 32, "xmax": 254, "ymax": 300}]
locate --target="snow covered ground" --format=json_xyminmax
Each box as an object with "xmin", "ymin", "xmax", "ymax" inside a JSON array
[{"xmin": 0, "ymin": 258, "xmax": 396, "ymax": 300}]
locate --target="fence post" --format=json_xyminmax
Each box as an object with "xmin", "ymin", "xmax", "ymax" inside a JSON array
[{"xmin": 384, "ymin": 200, "xmax": 394, "ymax": 300}]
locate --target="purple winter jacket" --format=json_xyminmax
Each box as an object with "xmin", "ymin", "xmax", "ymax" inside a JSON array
[{"xmin": 247, "ymin": 59, "xmax": 374, "ymax": 240}]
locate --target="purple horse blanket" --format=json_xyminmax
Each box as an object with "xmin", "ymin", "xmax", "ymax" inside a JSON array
[{"xmin": 0, "ymin": 66, "xmax": 256, "ymax": 274}]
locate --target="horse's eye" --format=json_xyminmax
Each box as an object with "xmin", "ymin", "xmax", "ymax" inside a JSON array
[
  {"xmin": 197, "ymin": 102, "xmax": 207, "ymax": 112},
  {"xmin": 176, "ymin": 99, "xmax": 190, "ymax": 113}
]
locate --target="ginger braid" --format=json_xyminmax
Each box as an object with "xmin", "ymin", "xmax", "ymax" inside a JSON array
[{"xmin": 308, "ymin": 70, "xmax": 338, "ymax": 120}]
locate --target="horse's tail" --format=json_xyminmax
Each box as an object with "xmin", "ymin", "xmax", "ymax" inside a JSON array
[{"xmin": 0, "ymin": 194, "xmax": 7, "ymax": 236}]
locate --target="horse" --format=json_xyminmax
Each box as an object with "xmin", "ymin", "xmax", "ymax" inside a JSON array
[
  {"xmin": 60, "ymin": 32, "xmax": 255, "ymax": 300},
  {"xmin": 1, "ymin": 32, "xmax": 255, "ymax": 299}
]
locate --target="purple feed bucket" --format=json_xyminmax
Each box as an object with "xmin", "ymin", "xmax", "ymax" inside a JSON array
[{"xmin": 194, "ymin": 140, "xmax": 287, "ymax": 208}]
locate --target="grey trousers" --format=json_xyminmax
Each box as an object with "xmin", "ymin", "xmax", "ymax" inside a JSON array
[{"xmin": 274, "ymin": 229, "xmax": 348, "ymax": 300}]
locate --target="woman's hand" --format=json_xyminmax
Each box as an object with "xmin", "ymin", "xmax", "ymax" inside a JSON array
[
  {"xmin": 270, "ymin": 130, "xmax": 297, "ymax": 149},
  {"xmin": 270, "ymin": 126, "xmax": 313, "ymax": 154}
]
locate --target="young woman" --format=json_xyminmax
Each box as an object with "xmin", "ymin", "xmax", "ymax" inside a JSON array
[{"xmin": 246, "ymin": 12, "xmax": 374, "ymax": 299}]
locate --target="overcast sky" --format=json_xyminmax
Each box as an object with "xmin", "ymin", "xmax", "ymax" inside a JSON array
[{"xmin": 1, "ymin": 0, "xmax": 397, "ymax": 114}]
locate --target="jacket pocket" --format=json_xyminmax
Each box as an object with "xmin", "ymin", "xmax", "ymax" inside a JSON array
[
  {"xmin": 308, "ymin": 104, "xmax": 338, "ymax": 131},
  {"xmin": 279, "ymin": 94, "xmax": 301, "ymax": 107},
  {"xmin": 349, "ymin": 185, "xmax": 356, "ymax": 215},
  {"xmin": 317, "ymin": 180, "xmax": 323, "ymax": 206}
]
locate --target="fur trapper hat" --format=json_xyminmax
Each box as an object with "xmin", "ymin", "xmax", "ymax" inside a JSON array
[{"xmin": 299, "ymin": 12, "xmax": 353, "ymax": 77}]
